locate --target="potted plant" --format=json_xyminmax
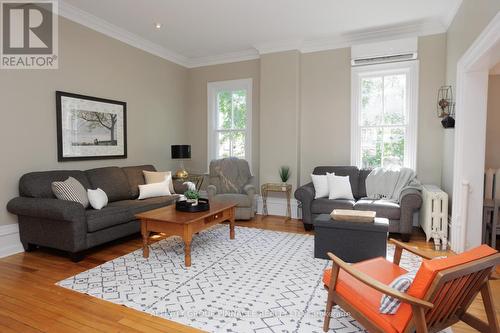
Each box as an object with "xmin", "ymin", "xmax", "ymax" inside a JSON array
[
  {"xmin": 279, "ymin": 166, "xmax": 290, "ymax": 184},
  {"xmin": 184, "ymin": 189, "xmax": 200, "ymax": 206}
]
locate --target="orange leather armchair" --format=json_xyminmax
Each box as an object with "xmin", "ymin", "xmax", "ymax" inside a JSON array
[{"xmin": 322, "ymin": 240, "xmax": 500, "ymax": 333}]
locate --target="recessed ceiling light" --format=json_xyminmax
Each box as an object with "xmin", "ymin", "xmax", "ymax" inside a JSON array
[{"xmin": 155, "ymin": 23, "xmax": 162, "ymax": 29}]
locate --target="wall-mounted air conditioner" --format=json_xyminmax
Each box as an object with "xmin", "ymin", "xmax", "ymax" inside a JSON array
[{"xmin": 351, "ymin": 37, "xmax": 418, "ymax": 66}]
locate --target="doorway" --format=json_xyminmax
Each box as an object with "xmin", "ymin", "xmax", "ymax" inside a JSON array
[{"xmin": 451, "ymin": 13, "xmax": 500, "ymax": 252}]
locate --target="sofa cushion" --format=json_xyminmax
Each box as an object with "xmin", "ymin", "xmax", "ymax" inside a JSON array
[
  {"xmin": 122, "ymin": 165, "xmax": 156, "ymax": 199},
  {"xmin": 86, "ymin": 205, "xmax": 133, "ymax": 232},
  {"xmin": 358, "ymin": 169, "xmax": 371, "ymax": 198},
  {"xmin": 313, "ymin": 166, "xmax": 360, "ymax": 199},
  {"xmin": 107, "ymin": 195, "xmax": 178, "ymax": 215},
  {"xmin": 213, "ymin": 193, "xmax": 251, "ymax": 207},
  {"xmin": 354, "ymin": 199, "xmax": 401, "ymax": 220},
  {"xmin": 19, "ymin": 171, "xmax": 91, "ymax": 198},
  {"xmin": 323, "ymin": 257, "xmax": 410, "ymax": 333},
  {"xmin": 85, "ymin": 167, "xmax": 131, "ymax": 202},
  {"xmin": 311, "ymin": 198, "xmax": 355, "ymax": 214}
]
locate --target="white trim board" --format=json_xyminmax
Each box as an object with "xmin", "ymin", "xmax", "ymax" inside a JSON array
[
  {"xmin": 256, "ymin": 196, "xmax": 302, "ymax": 220},
  {"xmin": 451, "ymin": 12, "xmax": 500, "ymax": 253},
  {"xmin": 0, "ymin": 224, "xmax": 24, "ymax": 259}
]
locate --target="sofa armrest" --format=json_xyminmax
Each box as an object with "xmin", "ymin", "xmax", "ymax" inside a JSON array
[
  {"xmin": 398, "ymin": 187, "xmax": 423, "ymax": 236},
  {"xmin": 243, "ymin": 184, "xmax": 256, "ymax": 197},
  {"xmin": 207, "ymin": 185, "xmax": 217, "ymax": 201},
  {"xmin": 294, "ymin": 182, "xmax": 316, "ymax": 224},
  {"xmin": 7, "ymin": 197, "xmax": 86, "ymax": 223}
]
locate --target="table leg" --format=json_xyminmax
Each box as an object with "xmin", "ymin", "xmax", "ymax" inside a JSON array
[
  {"xmin": 183, "ymin": 226, "xmax": 193, "ymax": 267},
  {"xmin": 262, "ymin": 189, "xmax": 268, "ymax": 216},
  {"xmin": 141, "ymin": 222, "xmax": 150, "ymax": 258},
  {"xmin": 286, "ymin": 189, "xmax": 291, "ymax": 220},
  {"xmin": 229, "ymin": 208, "xmax": 235, "ymax": 240}
]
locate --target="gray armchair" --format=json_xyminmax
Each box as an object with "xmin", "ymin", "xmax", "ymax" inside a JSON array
[{"xmin": 207, "ymin": 157, "xmax": 256, "ymax": 220}]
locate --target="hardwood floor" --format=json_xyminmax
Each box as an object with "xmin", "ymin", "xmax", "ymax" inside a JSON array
[{"xmin": 0, "ymin": 215, "xmax": 497, "ymax": 332}]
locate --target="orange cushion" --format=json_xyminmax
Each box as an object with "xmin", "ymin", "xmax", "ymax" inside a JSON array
[
  {"xmin": 407, "ymin": 245, "xmax": 498, "ymax": 299},
  {"xmin": 323, "ymin": 257, "xmax": 410, "ymax": 333}
]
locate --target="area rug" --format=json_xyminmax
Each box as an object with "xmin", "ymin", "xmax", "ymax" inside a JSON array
[{"xmin": 57, "ymin": 225, "xmax": 437, "ymax": 333}]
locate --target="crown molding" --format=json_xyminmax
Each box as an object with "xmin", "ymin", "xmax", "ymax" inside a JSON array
[
  {"xmin": 186, "ymin": 48, "xmax": 260, "ymax": 68},
  {"xmin": 253, "ymin": 39, "xmax": 303, "ymax": 55},
  {"xmin": 58, "ymin": 0, "xmax": 190, "ymax": 67}
]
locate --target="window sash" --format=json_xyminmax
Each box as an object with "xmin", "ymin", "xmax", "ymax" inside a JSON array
[
  {"xmin": 351, "ymin": 61, "xmax": 418, "ymax": 170},
  {"xmin": 207, "ymin": 79, "xmax": 252, "ymax": 171}
]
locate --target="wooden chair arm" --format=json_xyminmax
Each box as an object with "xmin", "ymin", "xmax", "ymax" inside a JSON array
[
  {"xmin": 390, "ymin": 238, "xmax": 435, "ymax": 260},
  {"xmin": 327, "ymin": 252, "xmax": 434, "ymax": 310}
]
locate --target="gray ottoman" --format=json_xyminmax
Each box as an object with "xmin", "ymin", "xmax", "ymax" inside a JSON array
[{"xmin": 313, "ymin": 214, "xmax": 389, "ymax": 262}]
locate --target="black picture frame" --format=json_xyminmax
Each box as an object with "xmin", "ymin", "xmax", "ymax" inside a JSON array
[{"xmin": 56, "ymin": 91, "xmax": 127, "ymax": 161}]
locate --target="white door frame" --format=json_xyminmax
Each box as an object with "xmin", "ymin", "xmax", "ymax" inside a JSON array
[{"xmin": 451, "ymin": 12, "xmax": 500, "ymax": 253}]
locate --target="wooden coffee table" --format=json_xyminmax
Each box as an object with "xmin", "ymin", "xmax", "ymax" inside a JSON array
[{"xmin": 135, "ymin": 202, "xmax": 236, "ymax": 267}]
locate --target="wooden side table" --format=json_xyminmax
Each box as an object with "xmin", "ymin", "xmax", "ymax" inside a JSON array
[{"xmin": 261, "ymin": 183, "xmax": 292, "ymax": 220}]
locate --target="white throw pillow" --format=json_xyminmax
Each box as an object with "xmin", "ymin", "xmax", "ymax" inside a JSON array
[
  {"xmin": 327, "ymin": 174, "xmax": 354, "ymax": 200},
  {"xmin": 143, "ymin": 170, "xmax": 175, "ymax": 194},
  {"xmin": 87, "ymin": 188, "xmax": 108, "ymax": 210},
  {"xmin": 138, "ymin": 178, "xmax": 171, "ymax": 200},
  {"xmin": 311, "ymin": 173, "xmax": 331, "ymax": 199}
]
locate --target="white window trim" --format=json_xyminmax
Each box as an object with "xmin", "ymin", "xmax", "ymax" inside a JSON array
[
  {"xmin": 207, "ymin": 78, "xmax": 253, "ymax": 171},
  {"xmin": 350, "ymin": 60, "xmax": 419, "ymax": 170}
]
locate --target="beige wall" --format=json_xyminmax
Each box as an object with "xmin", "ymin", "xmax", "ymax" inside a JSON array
[
  {"xmin": 442, "ymin": 0, "xmax": 500, "ymax": 198},
  {"xmin": 446, "ymin": 0, "xmax": 500, "ymax": 90},
  {"xmin": 259, "ymin": 51, "xmax": 301, "ymax": 188},
  {"xmin": 299, "ymin": 48, "xmax": 351, "ymax": 184},
  {"xmin": 185, "ymin": 60, "xmax": 260, "ymax": 184},
  {"xmin": 485, "ymin": 75, "xmax": 500, "ymax": 168},
  {"xmin": 0, "ymin": 18, "xmax": 188, "ymax": 226},
  {"xmin": 185, "ymin": 37, "xmax": 447, "ymax": 191},
  {"xmin": 417, "ymin": 34, "xmax": 447, "ymax": 185}
]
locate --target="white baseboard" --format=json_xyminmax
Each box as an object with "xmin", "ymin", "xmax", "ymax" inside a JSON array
[
  {"xmin": 256, "ymin": 196, "xmax": 302, "ymax": 219},
  {"xmin": 0, "ymin": 224, "xmax": 24, "ymax": 258}
]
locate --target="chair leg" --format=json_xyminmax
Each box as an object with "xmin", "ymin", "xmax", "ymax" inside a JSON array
[
  {"xmin": 412, "ymin": 305, "xmax": 429, "ymax": 333},
  {"xmin": 323, "ymin": 295, "xmax": 335, "ymax": 332},
  {"xmin": 481, "ymin": 281, "xmax": 500, "ymax": 333}
]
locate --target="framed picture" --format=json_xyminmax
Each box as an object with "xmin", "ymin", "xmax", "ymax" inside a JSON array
[{"xmin": 56, "ymin": 91, "xmax": 127, "ymax": 161}]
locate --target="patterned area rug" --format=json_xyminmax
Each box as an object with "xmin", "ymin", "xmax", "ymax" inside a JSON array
[{"xmin": 57, "ymin": 226, "xmax": 429, "ymax": 332}]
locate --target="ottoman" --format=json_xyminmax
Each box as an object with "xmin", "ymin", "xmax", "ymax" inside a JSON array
[{"xmin": 313, "ymin": 214, "xmax": 389, "ymax": 262}]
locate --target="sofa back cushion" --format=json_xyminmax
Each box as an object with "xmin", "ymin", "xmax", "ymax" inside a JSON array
[
  {"xmin": 85, "ymin": 167, "xmax": 131, "ymax": 202},
  {"xmin": 122, "ymin": 165, "xmax": 156, "ymax": 199},
  {"xmin": 358, "ymin": 169, "xmax": 372, "ymax": 198},
  {"xmin": 313, "ymin": 166, "xmax": 360, "ymax": 199},
  {"xmin": 19, "ymin": 170, "xmax": 91, "ymax": 198}
]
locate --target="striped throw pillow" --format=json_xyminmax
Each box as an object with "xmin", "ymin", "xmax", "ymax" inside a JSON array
[
  {"xmin": 52, "ymin": 177, "xmax": 89, "ymax": 208},
  {"xmin": 379, "ymin": 270, "xmax": 418, "ymax": 314}
]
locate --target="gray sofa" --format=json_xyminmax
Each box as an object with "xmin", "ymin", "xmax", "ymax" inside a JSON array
[
  {"xmin": 294, "ymin": 166, "xmax": 422, "ymax": 241},
  {"xmin": 7, "ymin": 165, "xmax": 184, "ymax": 261}
]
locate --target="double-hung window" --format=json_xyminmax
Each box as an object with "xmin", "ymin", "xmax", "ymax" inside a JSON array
[
  {"xmin": 207, "ymin": 78, "xmax": 252, "ymax": 167},
  {"xmin": 351, "ymin": 61, "xmax": 419, "ymax": 170}
]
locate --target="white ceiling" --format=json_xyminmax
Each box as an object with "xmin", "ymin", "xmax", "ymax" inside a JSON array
[{"xmin": 60, "ymin": 0, "xmax": 463, "ymax": 68}]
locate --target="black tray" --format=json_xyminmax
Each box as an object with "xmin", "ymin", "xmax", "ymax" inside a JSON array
[{"xmin": 176, "ymin": 198, "xmax": 210, "ymax": 212}]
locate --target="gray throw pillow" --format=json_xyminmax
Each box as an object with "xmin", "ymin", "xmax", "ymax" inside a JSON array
[
  {"xmin": 52, "ymin": 176, "xmax": 89, "ymax": 208},
  {"xmin": 379, "ymin": 270, "xmax": 418, "ymax": 314}
]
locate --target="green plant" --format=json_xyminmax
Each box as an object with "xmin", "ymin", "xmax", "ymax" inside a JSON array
[
  {"xmin": 184, "ymin": 190, "xmax": 200, "ymax": 200},
  {"xmin": 279, "ymin": 166, "xmax": 291, "ymax": 183}
]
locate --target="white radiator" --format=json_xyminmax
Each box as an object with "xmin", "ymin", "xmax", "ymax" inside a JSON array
[{"xmin": 419, "ymin": 185, "xmax": 449, "ymax": 250}]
